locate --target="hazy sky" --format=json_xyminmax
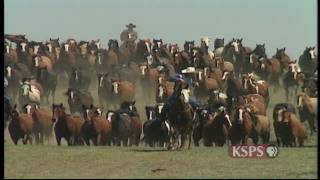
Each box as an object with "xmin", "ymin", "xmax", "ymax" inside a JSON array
[{"xmin": 5, "ymin": 0, "xmax": 317, "ymax": 59}]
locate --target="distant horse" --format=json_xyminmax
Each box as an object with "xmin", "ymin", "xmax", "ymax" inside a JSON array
[
  {"xmin": 110, "ymin": 79, "xmax": 135, "ymax": 108},
  {"xmin": 221, "ymin": 38, "xmax": 247, "ymax": 77},
  {"xmin": 298, "ymin": 46, "xmax": 317, "ymax": 74},
  {"xmin": 69, "ymin": 67, "xmax": 91, "ymax": 91},
  {"xmin": 194, "ymin": 69, "xmax": 219, "ymax": 103},
  {"xmin": 242, "ymin": 74, "xmax": 270, "ymax": 106},
  {"xmin": 64, "ymin": 88, "xmax": 94, "ymax": 114},
  {"xmin": 273, "ymin": 48, "xmax": 291, "ymax": 74},
  {"xmin": 4, "ymin": 41, "xmax": 18, "ymax": 65},
  {"xmin": 156, "ymin": 77, "xmax": 174, "ymax": 103},
  {"xmin": 282, "ymin": 61, "xmax": 305, "ymax": 101},
  {"xmin": 4, "ymin": 65, "xmax": 22, "ymax": 102},
  {"xmin": 36, "ymin": 66, "xmax": 57, "ymax": 104}
]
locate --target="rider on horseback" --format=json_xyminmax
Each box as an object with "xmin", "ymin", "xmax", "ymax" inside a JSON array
[
  {"xmin": 120, "ymin": 23, "xmax": 138, "ymax": 43},
  {"xmin": 159, "ymin": 73, "xmax": 201, "ymax": 122}
]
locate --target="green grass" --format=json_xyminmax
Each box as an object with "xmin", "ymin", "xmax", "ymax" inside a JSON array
[{"xmin": 4, "ymin": 144, "xmax": 317, "ymax": 179}]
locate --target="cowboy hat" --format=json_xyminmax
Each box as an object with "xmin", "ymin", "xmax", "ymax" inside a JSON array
[{"xmin": 126, "ymin": 23, "xmax": 136, "ymax": 28}]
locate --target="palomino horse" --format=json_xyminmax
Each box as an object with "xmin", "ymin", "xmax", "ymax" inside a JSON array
[
  {"xmin": 298, "ymin": 46, "xmax": 317, "ymax": 74},
  {"xmin": 36, "ymin": 66, "xmax": 57, "ymax": 104},
  {"xmin": 282, "ymin": 61, "xmax": 305, "ymax": 101},
  {"xmin": 221, "ymin": 38, "xmax": 247, "ymax": 77},
  {"xmin": 18, "ymin": 81, "xmax": 42, "ymax": 109},
  {"xmin": 166, "ymin": 83, "xmax": 196, "ymax": 150},
  {"xmin": 52, "ymin": 103, "xmax": 84, "ymax": 146}
]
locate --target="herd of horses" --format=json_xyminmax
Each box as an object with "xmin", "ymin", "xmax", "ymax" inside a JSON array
[{"xmin": 4, "ymin": 33, "xmax": 318, "ymax": 150}]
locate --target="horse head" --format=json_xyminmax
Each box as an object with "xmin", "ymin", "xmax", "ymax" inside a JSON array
[
  {"xmin": 214, "ymin": 38, "xmax": 224, "ymax": 49},
  {"xmin": 252, "ymin": 43, "xmax": 267, "ymax": 58},
  {"xmin": 120, "ymin": 100, "xmax": 138, "ymax": 115},
  {"xmin": 145, "ymin": 106, "xmax": 157, "ymax": 121},
  {"xmin": 51, "ymin": 103, "xmax": 65, "ymax": 122},
  {"xmin": 184, "ymin": 40, "xmax": 195, "ymax": 54},
  {"xmin": 97, "ymin": 73, "xmax": 109, "ymax": 88}
]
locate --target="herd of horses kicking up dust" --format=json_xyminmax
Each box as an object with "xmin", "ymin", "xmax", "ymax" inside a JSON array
[{"xmin": 4, "ymin": 27, "xmax": 318, "ymax": 150}]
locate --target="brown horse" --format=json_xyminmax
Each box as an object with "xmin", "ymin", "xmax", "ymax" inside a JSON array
[
  {"xmin": 8, "ymin": 104, "xmax": 34, "ymax": 145},
  {"xmin": 139, "ymin": 63, "xmax": 159, "ymax": 103},
  {"xmin": 229, "ymin": 105, "xmax": 256, "ymax": 145},
  {"xmin": 52, "ymin": 103, "xmax": 84, "ymax": 146},
  {"xmin": 243, "ymin": 94, "xmax": 266, "ymax": 107},
  {"xmin": 273, "ymin": 48, "xmax": 291, "ymax": 74},
  {"xmin": 111, "ymin": 79, "xmax": 135, "ymax": 105},
  {"xmin": 296, "ymin": 92, "xmax": 317, "ymax": 135},
  {"xmin": 81, "ymin": 105, "xmax": 112, "ymax": 146},
  {"xmin": 156, "ymin": 75, "xmax": 174, "ymax": 103},
  {"xmin": 23, "ymin": 103, "xmax": 53, "ymax": 144},
  {"xmin": 194, "ymin": 69, "xmax": 219, "ymax": 102},
  {"xmin": 242, "ymin": 74, "xmax": 270, "ymax": 105},
  {"xmin": 214, "ymin": 56, "xmax": 234, "ymax": 73},
  {"xmin": 251, "ymin": 56, "xmax": 281, "ymax": 92},
  {"xmin": 280, "ymin": 110, "xmax": 307, "ymax": 147},
  {"xmin": 59, "ymin": 41, "xmax": 78, "ymax": 78}
]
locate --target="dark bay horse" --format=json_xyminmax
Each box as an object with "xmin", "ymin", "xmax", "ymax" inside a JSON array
[
  {"xmin": 221, "ymin": 38, "xmax": 247, "ymax": 77},
  {"xmin": 36, "ymin": 66, "xmax": 57, "ymax": 104},
  {"xmin": 298, "ymin": 46, "xmax": 317, "ymax": 74},
  {"xmin": 166, "ymin": 83, "xmax": 196, "ymax": 150}
]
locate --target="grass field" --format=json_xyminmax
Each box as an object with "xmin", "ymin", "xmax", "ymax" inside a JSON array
[{"xmin": 4, "ymin": 78, "xmax": 318, "ymax": 178}]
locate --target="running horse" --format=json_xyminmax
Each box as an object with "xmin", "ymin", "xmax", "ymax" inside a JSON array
[
  {"xmin": 166, "ymin": 82, "xmax": 196, "ymax": 150},
  {"xmin": 298, "ymin": 46, "xmax": 317, "ymax": 75},
  {"xmin": 221, "ymin": 38, "xmax": 247, "ymax": 77},
  {"xmin": 282, "ymin": 61, "xmax": 305, "ymax": 102}
]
